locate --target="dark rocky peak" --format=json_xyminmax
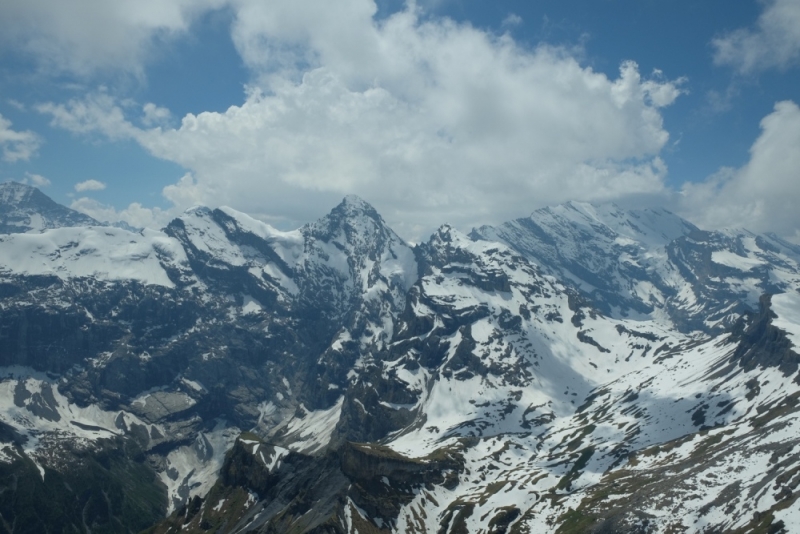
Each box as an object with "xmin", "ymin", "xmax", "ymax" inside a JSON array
[
  {"xmin": 432, "ymin": 223, "xmax": 457, "ymax": 240},
  {"xmin": 302, "ymin": 195, "xmax": 396, "ymax": 251},
  {"xmin": 418, "ymin": 224, "xmax": 521, "ymax": 289},
  {"xmin": 299, "ymin": 195, "xmax": 417, "ymax": 293},
  {"xmin": 334, "ymin": 194, "xmax": 380, "ymax": 219},
  {"xmin": 0, "ymin": 181, "xmax": 99, "ymax": 233},
  {"xmin": 418, "ymin": 224, "xmax": 473, "ymax": 268},
  {"xmin": 429, "ymin": 223, "xmax": 467, "ymax": 247}
]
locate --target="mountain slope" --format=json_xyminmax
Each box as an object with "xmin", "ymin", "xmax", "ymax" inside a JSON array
[
  {"xmin": 1, "ymin": 186, "xmax": 800, "ymax": 533},
  {"xmin": 0, "ymin": 192, "xmax": 419, "ymax": 524},
  {"xmin": 157, "ymin": 221, "xmax": 800, "ymax": 534},
  {"xmin": 473, "ymin": 201, "xmax": 800, "ymax": 333}
]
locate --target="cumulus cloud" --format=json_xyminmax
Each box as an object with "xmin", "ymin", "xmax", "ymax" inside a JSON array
[
  {"xmin": 679, "ymin": 100, "xmax": 800, "ymax": 239},
  {"xmin": 70, "ymin": 173, "xmax": 197, "ymax": 229},
  {"xmin": 37, "ymin": 92, "xmax": 138, "ymax": 140},
  {"xmin": 35, "ymin": 2, "xmax": 686, "ymax": 239},
  {"xmin": 74, "ymin": 179, "xmax": 107, "ymax": 192},
  {"xmin": 713, "ymin": 0, "xmax": 800, "ymax": 74},
  {"xmin": 0, "ymin": 113, "xmax": 40, "ymax": 162}
]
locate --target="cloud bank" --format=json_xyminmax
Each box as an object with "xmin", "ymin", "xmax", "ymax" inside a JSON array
[
  {"xmin": 7, "ymin": 0, "xmax": 799, "ymax": 242},
  {"xmin": 33, "ymin": 2, "xmax": 685, "ymax": 239}
]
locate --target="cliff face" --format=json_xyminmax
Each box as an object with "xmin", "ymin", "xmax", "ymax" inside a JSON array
[{"xmin": 731, "ymin": 294, "xmax": 800, "ymax": 377}]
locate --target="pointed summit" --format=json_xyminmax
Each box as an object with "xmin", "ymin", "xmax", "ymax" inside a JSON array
[
  {"xmin": 430, "ymin": 223, "xmax": 460, "ymax": 243},
  {"xmin": 0, "ymin": 181, "xmax": 99, "ymax": 233},
  {"xmin": 305, "ymin": 195, "xmax": 390, "ymax": 242},
  {"xmin": 299, "ymin": 195, "xmax": 416, "ymax": 290},
  {"xmin": 341, "ymin": 194, "xmax": 371, "ymax": 208},
  {"xmin": 329, "ymin": 194, "xmax": 381, "ymax": 221}
]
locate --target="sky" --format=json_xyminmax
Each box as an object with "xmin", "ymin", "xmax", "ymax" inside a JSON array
[{"xmin": 0, "ymin": 0, "xmax": 799, "ymax": 242}]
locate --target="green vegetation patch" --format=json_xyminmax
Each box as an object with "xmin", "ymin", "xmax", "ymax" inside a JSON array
[
  {"xmin": 555, "ymin": 507, "xmax": 598, "ymax": 534},
  {"xmin": 0, "ymin": 437, "xmax": 166, "ymax": 534}
]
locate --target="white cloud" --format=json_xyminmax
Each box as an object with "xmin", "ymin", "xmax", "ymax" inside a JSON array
[
  {"xmin": 36, "ymin": 2, "xmax": 685, "ymax": 240},
  {"xmin": 69, "ymin": 173, "xmax": 193, "ymax": 230},
  {"xmin": 0, "ymin": 113, "xmax": 40, "ymax": 162},
  {"xmin": 23, "ymin": 172, "xmax": 51, "ymax": 187},
  {"xmin": 142, "ymin": 103, "xmax": 171, "ymax": 126},
  {"xmin": 75, "ymin": 179, "xmax": 107, "ymax": 192},
  {"xmin": 713, "ymin": 0, "xmax": 800, "ymax": 74},
  {"xmin": 0, "ymin": 0, "xmax": 226, "ymax": 77},
  {"xmin": 161, "ymin": 173, "xmax": 210, "ymax": 210},
  {"xmin": 679, "ymin": 100, "xmax": 800, "ymax": 239},
  {"xmin": 70, "ymin": 196, "xmax": 174, "ymax": 229},
  {"xmin": 502, "ymin": 14, "xmax": 522, "ymax": 28},
  {"xmin": 37, "ymin": 92, "xmax": 137, "ymax": 139}
]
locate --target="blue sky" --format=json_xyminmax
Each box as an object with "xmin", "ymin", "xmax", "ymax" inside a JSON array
[{"xmin": 0, "ymin": 0, "xmax": 798, "ymax": 241}]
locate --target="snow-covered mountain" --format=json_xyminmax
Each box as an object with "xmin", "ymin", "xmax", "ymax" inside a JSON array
[
  {"xmin": 0, "ymin": 181, "xmax": 99, "ymax": 233},
  {"xmin": 473, "ymin": 201, "xmax": 800, "ymax": 333},
  {"xmin": 0, "ymin": 182, "xmax": 799, "ymax": 533}
]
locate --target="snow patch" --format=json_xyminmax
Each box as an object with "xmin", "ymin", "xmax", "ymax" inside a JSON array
[
  {"xmin": 771, "ymin": 292, "xmax": 800, "ymax": 348},
  {"xmin": 280, "ymin": 397, "xmax": 344, "ymax": 454},
  {"xmin": 711, "ymin": 250, "xmax": 765, "ymax": 271}
]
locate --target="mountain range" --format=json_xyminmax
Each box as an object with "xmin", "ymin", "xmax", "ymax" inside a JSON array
[{"xmin": 0, "ymin": 181, "xmax": 799, "ymax": 533}]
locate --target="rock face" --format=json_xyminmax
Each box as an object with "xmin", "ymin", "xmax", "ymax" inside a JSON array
[
  {"xmin": 1, "ymin": 185, "xmax": 800, "ymax": 533},
  {"xmin": 148, "ymin": 436, "xmax": 461, "ymax": 534}
]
